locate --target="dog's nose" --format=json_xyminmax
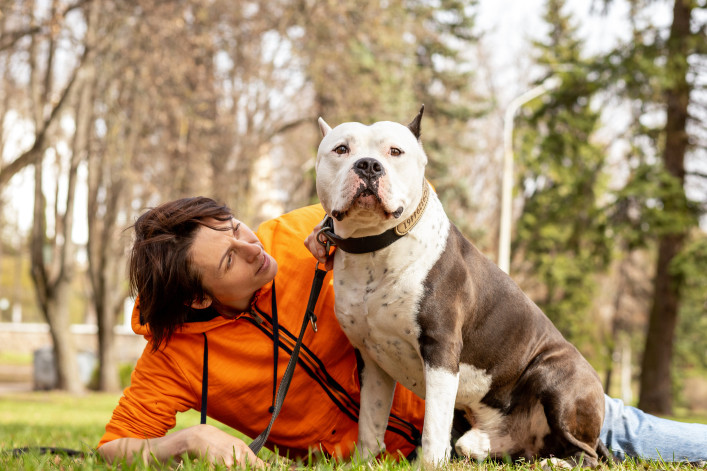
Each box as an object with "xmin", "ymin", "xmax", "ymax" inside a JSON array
[{"xmin": 353, "ymin": 158, "xmax": 385, "ymax": 180}]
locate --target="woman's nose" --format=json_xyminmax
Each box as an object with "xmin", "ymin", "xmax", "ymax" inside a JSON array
[{"xmin": 235, "ymin": 239, "xmax": 261, "ymax": 262}]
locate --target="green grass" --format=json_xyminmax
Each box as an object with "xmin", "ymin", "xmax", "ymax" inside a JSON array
[
  {"xmin": 0, "ymin": 391, "xmax": 705, "ymax": 470},
  {"xmin": 0, "ymin": 351, "xmax": 33, "ymax": 365}
]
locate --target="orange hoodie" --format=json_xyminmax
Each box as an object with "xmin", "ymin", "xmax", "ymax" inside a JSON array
[{"xmin": 98, "ymin": 204, "xmax": 425, "ymax": 459}]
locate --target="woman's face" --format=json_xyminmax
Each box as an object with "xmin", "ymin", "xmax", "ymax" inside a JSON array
[{"xmin": 189, "ymin": 218, "xmax": 278, "ymax": 315}]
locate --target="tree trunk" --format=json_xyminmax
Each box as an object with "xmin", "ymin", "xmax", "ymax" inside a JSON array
[
  {"xmin": 637, "ymin": 0, "xmax": 692, "ymax": 415},
  {"xmin": 95, "ymin": 282, "xmax": 120, "ymax": 391},
  {"xmin": 92, "ymin": 176, "xmax": 126, "ymax": 392},
  {"xmin": 30, "ymin": 153, "xmax": 83, "ymax": 394},
  {"xmin": 74, "ymin": 0, "xmax": 123, "ymax": 392},
  {"xmin": 639, "ymin": 235, "xmax": 683, "ymax": 413},
  {"xmin": 27, "ymin": 0, "xmax": 84, "ymax": 394},
  {"xmin": 46, "ymin": 281, "xmax": 83, "ymax": 393}
]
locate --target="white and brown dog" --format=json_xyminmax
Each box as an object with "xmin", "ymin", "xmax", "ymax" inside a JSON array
[{"xmin": 315, "ymin": 107, "xmax": 607, "ymax": 467}]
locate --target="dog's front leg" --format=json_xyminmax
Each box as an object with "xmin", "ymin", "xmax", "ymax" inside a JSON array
[
  {"xmin": 422, "ymin": 363, "xmax": 460, "ymax": 465},
  {"xmin": 357, "ymin": 350, "xmax": 396, "ymax": 460}
]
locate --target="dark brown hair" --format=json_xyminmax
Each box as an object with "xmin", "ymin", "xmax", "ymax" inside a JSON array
[{"xmin": 129, "ymin": 196, "xmax": 233, "ymax": 351}]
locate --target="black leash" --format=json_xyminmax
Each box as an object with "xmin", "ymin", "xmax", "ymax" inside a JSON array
[
  {"xmin": 9, "ymin": 447, "xmax": 87, "ymax": 457},
  {"xmin": 248, "ymin": 263, "xmax": 326, "ymax": 454}
]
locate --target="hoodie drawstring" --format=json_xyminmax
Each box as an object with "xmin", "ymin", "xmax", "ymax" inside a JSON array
[
  {"xmin": 200, "ymin": 332, "xmax": 208, "ymax": 424},
  {"xmin": 270, "ymin": 283, "xmax": 279, "ymax": 413}
]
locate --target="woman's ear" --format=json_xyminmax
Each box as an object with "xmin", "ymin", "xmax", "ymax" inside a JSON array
[{"xmin": 191, "ymin": 295, "xmax": 212, "ymax": 309}]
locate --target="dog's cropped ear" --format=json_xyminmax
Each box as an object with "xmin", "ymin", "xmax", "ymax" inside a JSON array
[
  {"xmin": 318, "ymin": 117, "xmax": 332, "ymax": 137},
  {"xmin": 407, "ymin": 104, "xmax": 424, "ymax": 140}
]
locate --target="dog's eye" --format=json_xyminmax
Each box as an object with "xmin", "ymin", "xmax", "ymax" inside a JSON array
[
  {"xmin": 334, "ymin": 145, "xmax": 349, "ymax": 155},
  {"xmin": 390, "ymin": 147, "xmax": 403, "ymax": 157}
]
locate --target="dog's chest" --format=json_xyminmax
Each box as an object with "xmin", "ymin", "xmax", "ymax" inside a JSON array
[{"xmin": 333, "ymin": 201, "xmax": 450, "ymax": 394}]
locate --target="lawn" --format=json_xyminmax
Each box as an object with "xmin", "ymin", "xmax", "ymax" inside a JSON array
[
  {"xmin": 0, "ymin": 390, "xmax": 250, "ymax": 470},
  {"xmin": 0, "ymin": 391, "xmax": 704, "ymax": 470}
]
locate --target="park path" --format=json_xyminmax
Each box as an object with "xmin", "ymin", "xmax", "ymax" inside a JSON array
[{"xmin": 0, "ymin": 364, "xmax": 32, "ymax": 395}]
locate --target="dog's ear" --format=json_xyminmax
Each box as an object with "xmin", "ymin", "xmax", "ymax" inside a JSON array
[
  {"xmin": 318, "ymin": 117, "xmax": 332, "ymax": 137},
  {"xmin": 407, "ymin": 104, "xmax": 424, "ymax": 140}
]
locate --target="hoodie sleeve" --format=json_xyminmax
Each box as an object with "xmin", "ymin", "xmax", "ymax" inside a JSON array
[
  {"xmin": 97, "ymin": 342, "xmax": 199, "ymax": 447},
  {"xmin": 256, "ymin": 204, "xmax": 326, "ymax": 252}
]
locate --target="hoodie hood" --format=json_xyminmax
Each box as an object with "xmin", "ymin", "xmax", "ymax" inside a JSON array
[{"xmin": 131, "ymin": 280, "xmax": 274, "ymax": 339}]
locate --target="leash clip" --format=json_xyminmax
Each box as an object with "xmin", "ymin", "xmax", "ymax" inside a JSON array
[
  {"xmin": 315, "ymin": 229, "xmax": 332, "ymax": 275},
  {"xmin": 309, "ymin": 313, "xmax": 318, "ymax": 333},
  {"xmin": 316, "ymin": 229, "xmax": 333, "ymax": 255}
]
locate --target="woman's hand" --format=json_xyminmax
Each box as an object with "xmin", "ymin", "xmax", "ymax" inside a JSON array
[
  {"xmin": 304, "ymin": 221, "xmax": 335, "ymax": 271},
  {"xmin": 189, "ymin": 424, "xmax": 264, "ymax": 468},
  {"xmin": 98, "ymin": 424, "xmax": 265, "ymax": 468}
]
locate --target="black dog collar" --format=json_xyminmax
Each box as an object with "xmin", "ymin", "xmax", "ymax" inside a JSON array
[{"xmin": 318, "ymin": 182, "xmax": 430, "ymax": 254}]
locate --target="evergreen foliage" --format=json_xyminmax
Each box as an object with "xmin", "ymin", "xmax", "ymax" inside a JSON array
[
  {"xmin": 600, "ymin": 0, "xmax": 704, "ymax": 414},
  {"xmin": 513, "ymin": 0, "xmax": 706, "ymax": 408},
  {"xmin": 671, "ymin": 234, "xmax": 707, "ymax": 371},
  {"xmin": 611, "ymin": 162, "xmax": 698, "ymax": 249},
  {"xmin": 514, "ymin": 0, "xmax": 611, "ymax": 350}
]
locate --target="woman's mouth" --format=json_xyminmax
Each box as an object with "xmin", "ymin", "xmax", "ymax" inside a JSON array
[{"xmin": 257, "ymin": 252, "xmax": 269, "ymax": 274}]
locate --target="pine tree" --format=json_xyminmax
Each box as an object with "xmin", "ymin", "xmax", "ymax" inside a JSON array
[
  {"xmin": 603, "ymin": 0, "xmax": 705, "ymax": 414},
  {"xmin": 514, "ymin": 0, "xmax": 611, "ymax": 351}
]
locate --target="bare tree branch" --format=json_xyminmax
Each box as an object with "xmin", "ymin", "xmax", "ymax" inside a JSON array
[
  {"xmin": 687, "ymin": 170, "xmax": 707, "ymax": 179},
  {"xmin": 265, "ymin": 116, "xmax": 316, "ymax": 141},
  {"xmin": 0, "ymin": 45, "xmax": 88, "ymax": 187},
  {"xmin": 0, "ymin": 0, "xmax": 92, "ymax": 51}
]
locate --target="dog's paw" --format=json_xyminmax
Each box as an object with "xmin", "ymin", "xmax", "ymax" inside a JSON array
[
  {"xmin": 421, "ymin": 445, "xmax": 452, "ymax": 468},
  {"xmin": 454, "ymin": 428, "xmax": 491, "ymax": 460},
  {"xmin": 352, "ymin": 442, "xmax": 386, "ymax": 462},
  {"xmin": 539, "ymin": 457, "xmax": 574, "ymax": 470}
]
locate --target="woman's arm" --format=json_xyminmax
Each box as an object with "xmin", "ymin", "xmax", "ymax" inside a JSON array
[{"xmin": 97, "ymin": 424, "xmax": 264, "ymax": 468}]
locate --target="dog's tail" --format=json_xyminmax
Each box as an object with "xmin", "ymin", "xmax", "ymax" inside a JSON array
[{"xmin": 596, "ymin": 439, "xmax": 619, "ymax": 464}]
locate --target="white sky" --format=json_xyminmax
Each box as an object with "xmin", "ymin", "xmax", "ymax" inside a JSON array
[{"xmin": 475, "ymin": 0, "xmax": 671, "ymax": 96}]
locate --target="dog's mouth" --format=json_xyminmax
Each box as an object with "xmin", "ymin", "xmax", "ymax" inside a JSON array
[
  {"xmin": 331, "ymin": 186, "xmax": 403, "ymax": 222},
  {"xmin": 357, "ymin": 188, "xmax": 377, "ymax": 201}
]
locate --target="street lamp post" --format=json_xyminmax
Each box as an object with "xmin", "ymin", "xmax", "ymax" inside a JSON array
[{"xmin": 498, "ymin": 76, "xmax": 561, "ymax": 274}]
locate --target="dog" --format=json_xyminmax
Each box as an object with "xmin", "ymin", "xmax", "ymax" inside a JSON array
[{"xmin": 314, "ymin": 106, "xmax": 606, "ymax": 467}]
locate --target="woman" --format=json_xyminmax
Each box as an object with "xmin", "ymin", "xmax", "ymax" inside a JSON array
[
  {"xmin": 98, "ymin": 196, "xmax": 707, "ymax": 467},
  {"xmin": 97, "ymin": 196, "xmax": 424, "ymax": 467}
]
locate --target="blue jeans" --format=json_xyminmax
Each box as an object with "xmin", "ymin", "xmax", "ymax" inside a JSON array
[{"xmin": 601, "ymin": 395, "xmax": 707, "ymax": 462}]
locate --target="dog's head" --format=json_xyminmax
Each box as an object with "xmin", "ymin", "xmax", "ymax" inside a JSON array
[{"xmin": 315, "ymin": 106, "xmax": 427, "ymax": 239}]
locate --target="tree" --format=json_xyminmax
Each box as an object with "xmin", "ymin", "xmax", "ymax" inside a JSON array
[
  {"xmin": 0, "ymin": 0, "xmax": 87, "ymax": 188},
  {"xmin": 637, "ymin": 0, "xmax": 702, "ymax": 414},
  {"xmin": 602, "ymin": 0, "xmax": 705, "ymax": 414},
  {"xmin": 405, "ymin": 0, "xmax": 486, "ymax": 237},
  {"xmin": 513, "ymin": 0, "xmax": 611, "ymax": 351},
  {"xmin": 76, "ymin": 0, "xmax": 130, "ymax": 392},
  {"xmin": 671, "ymin": 234, "xmax": 707, "ymax": 376},
  {"xmin": 208, "ymin": 1, "xmax": 313, "ymax": 221},
  {"xmin": 26, "ymin": 0, "xmax": 85, "ymax": 393},
  {"xmin": 293, "ymin": 0, "xmax": 483, "ymax": 234}
]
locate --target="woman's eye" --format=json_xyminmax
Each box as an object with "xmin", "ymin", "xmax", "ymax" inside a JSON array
[
  {"xmin": 390, "ymin": 147, "xmax": 403, "ymax": 157},
  {"xmin": 334, "ymin": 145, "xmax": 349, "ymax": 155},
  {"xmin": 226, "ymin": 252, "xmax": 233, "ymax": 269}
]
